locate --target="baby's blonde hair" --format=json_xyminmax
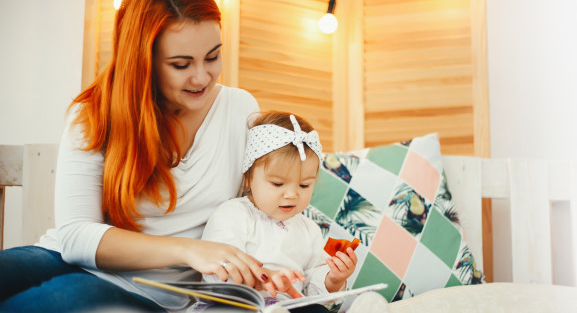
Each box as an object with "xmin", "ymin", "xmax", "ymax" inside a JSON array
[{"xmin": 242, "ymin": 111, "xmax": 319, "ymax": 194}]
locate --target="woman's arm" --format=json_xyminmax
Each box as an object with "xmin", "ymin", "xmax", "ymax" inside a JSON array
[
  {"xmin": 96, "ymin": 227, "xmax": 264, "ymax": 286},
  {"xmin": 55, "ymin": 115, "xmax": 266, "ymax": 287}
]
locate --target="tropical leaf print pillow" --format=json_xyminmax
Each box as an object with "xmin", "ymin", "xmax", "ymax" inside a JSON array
[{"xmin": 302, "ymin": 133, "xmax": 484, "ymax": 303}]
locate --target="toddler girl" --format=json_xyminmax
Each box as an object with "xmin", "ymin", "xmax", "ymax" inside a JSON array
[{"xmin": 202, "ymin": 111, "xmax": 357, "ymax": 306}]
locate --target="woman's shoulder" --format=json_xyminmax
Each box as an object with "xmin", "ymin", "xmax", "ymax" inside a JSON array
[
  {"xmin": 219, "ymin": 85, "xmax": 256, "ymax": 100},
  {"xmin": 60, "ymin": 105, "xmax": 99, "ymax": 153},
  {"xmin": 218, "ymin": 86, "xmax": 258, "ymax": 110}
]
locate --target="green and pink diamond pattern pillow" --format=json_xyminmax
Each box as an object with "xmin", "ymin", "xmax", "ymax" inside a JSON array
[{"xmin": 303, "ymin": 133, "xmax": 484, "ymax": 302}]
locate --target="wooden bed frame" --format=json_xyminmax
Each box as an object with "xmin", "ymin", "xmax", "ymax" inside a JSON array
[
  {"xmin": 0, "ymin": 144, "xmax": 58, "ymax": 249},
  {"xmin": 443, "ymin": 156, "xmax": 576, "ymax": 285},
  {"xmin": 1, "ymin": 144, "xmax": 576, "ymax": 287}
]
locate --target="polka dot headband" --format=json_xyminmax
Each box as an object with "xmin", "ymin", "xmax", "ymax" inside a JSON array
[{"xmin": 242, "ymin": 114, "xmax": 324, "ymax": 173}]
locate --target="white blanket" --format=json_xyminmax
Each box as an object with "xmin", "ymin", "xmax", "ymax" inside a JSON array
[{"xmin": 385, "ymin": 283, "xmax": 577, "ymax": 313}]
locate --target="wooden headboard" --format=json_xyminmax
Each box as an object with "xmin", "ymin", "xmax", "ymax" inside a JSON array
[
  {"xmin": 0, "ymin": 144, "xmax": 58, "ymax": 249},
  {"xmin": 443, "ymin": 156, "xmax": 577, "ymax": 285}
]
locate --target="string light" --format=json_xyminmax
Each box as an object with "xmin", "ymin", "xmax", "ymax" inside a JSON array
[
  {"xmin": 319, "ymin": 13, "xmax": 338, "ymax": 34},
  {"xmin": 113, "ymin": 0, "xmax": 122, "ymax": 10},
  {"xmin": 318, "ymin": 0, "xmax": 338, "ymax": 34}
]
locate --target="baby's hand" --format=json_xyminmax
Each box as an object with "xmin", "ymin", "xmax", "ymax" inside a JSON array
[
  {"xmin": 257, "ymin": 267, "xmax": 305, "ymax": 299},
  {"xmin": 325, "ymin": 247, "xmax": 358, "ymax": 292}
]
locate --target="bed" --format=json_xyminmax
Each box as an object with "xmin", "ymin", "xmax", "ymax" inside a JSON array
[{"xmin": 2, "ymin": 141, "xmax": 577, "ymax": 312}]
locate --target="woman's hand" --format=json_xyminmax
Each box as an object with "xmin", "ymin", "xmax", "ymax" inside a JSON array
[
  {"xmin": 325, "ymin": 247, "xmax": 358, "ymax": 292},
  {"xmin": 96, "ymin": 229, "xmax": 269, "ymax": 288},
  {"xmin": 254, "ymin": 267, "xmax": 305, "ymax": 298},
  {"xmin": 180, "ymin": 239, "xmax": 268, "ymax": 288}
]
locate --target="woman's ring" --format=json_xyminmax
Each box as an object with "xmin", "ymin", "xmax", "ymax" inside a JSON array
[{"xmin": 220, "ymin": 260, "xmax": 230, "ymax": 268}]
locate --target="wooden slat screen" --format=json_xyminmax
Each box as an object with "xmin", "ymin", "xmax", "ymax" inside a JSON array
[
  {"xmin": 364, "ymin": 0, "xmax": 475, "ymax": 155},
  {"xmin": 88, "ymin": 0, "xmax": 487, "ymax": 157},
  {"xmin": 97, "ymin": 0, "xmax": 115, "ymax": 76},
  {"xmin": 238, "ymin": 0, "xmax": 335, "ymax": 152}
]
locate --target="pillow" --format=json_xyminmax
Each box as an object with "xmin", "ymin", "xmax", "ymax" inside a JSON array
[{"xmin": 303, "ymin": 133, "xmax": 484, "ymax": 303}]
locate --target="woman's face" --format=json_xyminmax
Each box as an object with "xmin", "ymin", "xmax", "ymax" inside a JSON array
[{"xmin": 153, "ymin": 19, "xmax": 222, "ymax": 114}]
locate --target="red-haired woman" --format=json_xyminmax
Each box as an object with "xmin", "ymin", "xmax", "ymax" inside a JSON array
[{"xmin": 0, "ymin": 1, "xmax": 289, "ymax": 312}]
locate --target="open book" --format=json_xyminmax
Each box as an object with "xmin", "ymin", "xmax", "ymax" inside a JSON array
[{"xmin": 133, "ymin": 277, "xmax": 387, "ymax": 311}]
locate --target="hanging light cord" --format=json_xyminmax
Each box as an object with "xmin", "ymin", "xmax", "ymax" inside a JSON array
[{"xmin": 327, "ymin": 0, "xmax": 336, "ymax": 14}]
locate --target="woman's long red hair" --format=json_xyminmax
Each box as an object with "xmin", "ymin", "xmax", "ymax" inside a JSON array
[{"xmin": 68, "ymin": 0, "xmax": 221, "ymax": 231}]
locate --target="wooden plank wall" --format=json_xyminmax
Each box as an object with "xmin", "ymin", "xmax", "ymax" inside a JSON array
[
  {"xmin": 98, "ymin": 0, "xmax": 115, "ymax": 77},
  {"xmin": 90, "ymin": 0, "xmax": 336, "ymax": 150},
  {"xmin": 237, "ymin": 0, "xmax": 335, "ymax": 152},
  {"xmin": 364, "ymin": 0, "xmax": 476, "ymax": 155},
  {"xmin": 88, "ymin": 0, "xmax": 487, "ymax": 156},
  {"xmin": 85, "ymin": 0, "xmax": 489, "ymax": 157}
]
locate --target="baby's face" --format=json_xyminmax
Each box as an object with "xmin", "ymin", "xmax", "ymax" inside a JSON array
[{"xmin": 248, "ymin": 156, "xmax": 319, "ymax": 221}]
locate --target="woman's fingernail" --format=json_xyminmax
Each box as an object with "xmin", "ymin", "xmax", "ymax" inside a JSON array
[{"xmin": 261, "ymin": 274, "xmax": 269, "ymax": 282}]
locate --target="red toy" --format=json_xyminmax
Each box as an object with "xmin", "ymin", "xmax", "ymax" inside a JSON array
[{"xmin": 323, "ymin": 237, "xmax": 361, "ymax": 257}]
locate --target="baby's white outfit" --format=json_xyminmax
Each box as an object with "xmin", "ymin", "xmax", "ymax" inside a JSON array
[{"xmin": 202, "ymin": 196, "xmax": 331, "ymax": 300}]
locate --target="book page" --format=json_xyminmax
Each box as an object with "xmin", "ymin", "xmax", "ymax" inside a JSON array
[
  {"xmin": 133, "ymin": 277, "xmax": 265, "ymax": 311},
  {"xmin": 278, "ymin": 283, "xmax": 388, "ymax": 310}
]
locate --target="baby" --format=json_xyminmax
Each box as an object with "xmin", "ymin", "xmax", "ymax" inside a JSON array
[{"xmin": 202, "ymin": 111, "xmax": 357, "ymax": 304}]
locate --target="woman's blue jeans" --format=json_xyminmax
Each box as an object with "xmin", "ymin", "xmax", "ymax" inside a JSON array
[{"xmin": 0, "ymin": 246, "xmax": 164, "ymax": 313}]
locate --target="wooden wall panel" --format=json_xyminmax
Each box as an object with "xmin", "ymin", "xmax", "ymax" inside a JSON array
[
  {"xmin": 238, "ymin": 0, "xmax": 335, "ymax": 152},
  {"xmin": 364, "ymin": 0, "xmax": 475, "ymax": 155},
  {"xmin": 85, "ymin": 0, "xmax": 488, "ymax": 157},
  {"xmin": 97, "ymin": 0, "xmax": 115, "ymax": 76},
  {"xmin": 81, "ymin": 0, "xmax": 98, "ymax": 90}
]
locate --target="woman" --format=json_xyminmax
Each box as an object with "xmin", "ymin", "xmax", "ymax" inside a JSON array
[{"xmin": 0, "ymin": 0, "xmax": 287, "ymax": 312}]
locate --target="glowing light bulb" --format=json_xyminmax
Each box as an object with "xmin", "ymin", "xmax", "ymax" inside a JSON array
[
  {"xmin": 318, "ymin": 13, "xmax": 338, "ymax": 34},
  {"xmin": 113, "ymin": 0, "xmax": 123, "ymax": 10}
]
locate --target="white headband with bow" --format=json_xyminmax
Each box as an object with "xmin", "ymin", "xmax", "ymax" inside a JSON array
[{"xmin": 242, "ymin": 115, "xmax": 324, "ymax": 173}]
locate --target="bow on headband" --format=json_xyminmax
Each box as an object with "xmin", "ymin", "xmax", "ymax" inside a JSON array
[{"xmin": 242, "ymin": 115, "xmax": 324, "ymax": 173}]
